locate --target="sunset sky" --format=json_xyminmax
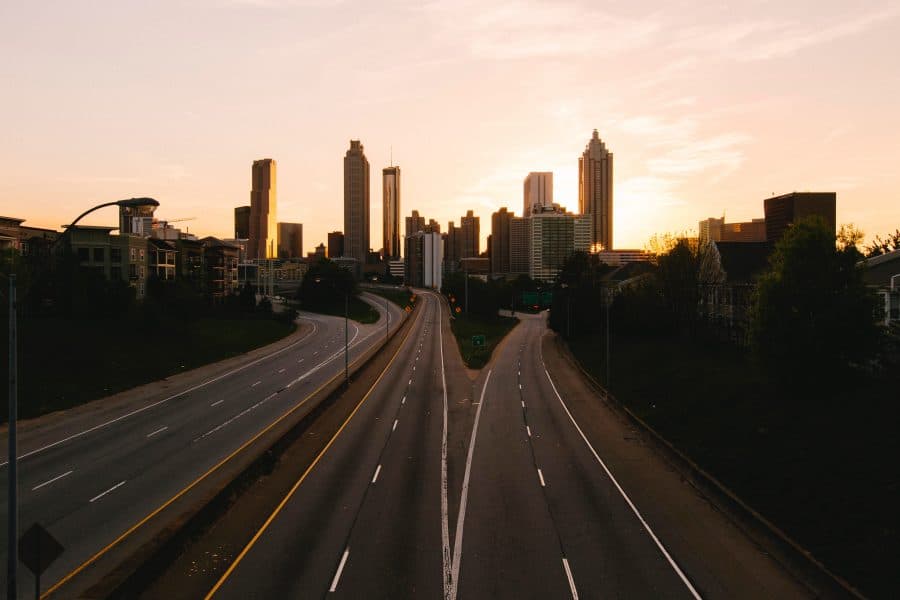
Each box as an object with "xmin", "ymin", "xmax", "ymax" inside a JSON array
[{"xmin": 2, "ymin": 0, "xmax": 899, "ymax": 253}]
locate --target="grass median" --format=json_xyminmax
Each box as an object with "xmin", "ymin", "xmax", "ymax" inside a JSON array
[
  {"xmin": 296, "ymin": 294, "xmax": 380, "ymax": 324},
  {"xmin": 449, "ymin": 312, "xmax": 518, "ymax": 369},
  {"xmin": 569, "ymin": 333, "xmax": 899, "ymax": 597}
]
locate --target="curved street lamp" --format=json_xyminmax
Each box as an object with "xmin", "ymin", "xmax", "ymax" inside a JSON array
[{"xmin": 55, "ymin": 197, "xmax": 159, "ymax": 252}]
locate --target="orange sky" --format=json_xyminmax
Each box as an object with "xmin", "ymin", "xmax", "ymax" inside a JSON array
[{"xmin": 2, "ymin": 1, "xmax": 899, "ymax": 253}]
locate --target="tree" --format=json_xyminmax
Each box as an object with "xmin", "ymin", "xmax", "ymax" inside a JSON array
[
  {"xmin": 750, "ymin": 217, "xmax": 880, "ymax": 386},
  {"xmin": 864, "ymin": 228, "xmax": 900, "ymax": 257},
  {"xmin": 297, "ymin": 259, "xmax": 357, "ymax": 310}
]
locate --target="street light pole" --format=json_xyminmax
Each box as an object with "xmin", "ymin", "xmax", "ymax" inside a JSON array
[
  {"xmin": 605, "ymin": 286, "xmax": 611, "ymax": 389},
  {"xmin": 464, "ymin": 263, "xmax": 468, "ymax": 314},
  {"xmin": 344, "ymin": 292, "xmax": 349, "ymax": 387},
  {"xmin": 384, "ymin": 295, "xmax": 389, "ymax": 343},
  {"xmin": 7, "ymin": 274, "xmax": 17, "ymax": 599}
]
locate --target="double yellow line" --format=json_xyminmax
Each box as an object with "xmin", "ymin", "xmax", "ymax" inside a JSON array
[{"xmin": 43, "ymin": 301, "xmax": 423, "ymax": 599}]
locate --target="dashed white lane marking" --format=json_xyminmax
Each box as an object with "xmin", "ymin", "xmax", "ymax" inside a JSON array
[
  {"xmin": 32, "ymin": 470, "xmax": 73, "ymax": 491},
  {"xmin": 146, "ymin": 426, "xmax": 168, "ymax": 438},
  {"xmin": 251, "ymin": 381, "xmax": 261, "ymax": 387},
  {"xmin": 372, "ymin": 464, "xmax": 382, "ymax": 483},
  {"xmin": 562, "ymin": 558, "xmax": 579, "ymax": 599},
  {"xmin": 526, "ymin": 425, "xmax": 532, "ymax": 437},
  {"xmin": 538, "ymin": 468, "xmax": 546, "ymax": 487},
  {"xmin": 521, "ymin": 400, "xmax": 525, "ymax": 408},
  {"xmin": 210, "ymin": 399, "xmax": 224, "ymax": 407},
  {"xmin": 329, "ymin": 548, "xmax": 350, "ymax": 592},
  {"xmin": 298, "ymin": 358, "xmax": 304, "ymax": 363},
  {"xmin": 278, "ymin": 368, "xmax": 286, "ymax": 374},
  {"xmin": 90, "ymin": 480, "xmax": 127, "ymax": 503},
  {"xmin": 408, "ymin": 379, "xmax": 412, "ymax": 385},
  {"xmin": 194, "ymin": 393, "xmax": 278, "ymax": 442},
  {"xmin": 542, "ymin": 359, "xmax": 703, "ymax": 599},
  {"xmin": 401, "ymin": 396, "xmax": 406, "ymax": 405},
  {"xmin": 392, "ymin": 419, "xmax": 398, "ymax": 432},
  {"xmin": 519, "ymin": 383, "xmax": 523, "ymax": 390}
]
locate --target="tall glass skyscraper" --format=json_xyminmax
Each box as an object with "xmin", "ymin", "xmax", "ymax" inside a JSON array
[
  {"xmin": 578, "ymin": 130, "xmax": 613, "ymax": 251},
  {"xmin": 344, "ymin": 140, "xmax": 370, "ymax": 271},
  {"xmin": 383, "ymin": 165, "xmax": 401, "ymax": 260},
  {"xmin": 250, "ymin": 158, "xmax": 277, "ymax": 259}
]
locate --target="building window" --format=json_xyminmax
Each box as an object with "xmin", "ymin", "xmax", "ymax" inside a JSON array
[
  {"xmin": 111, "ymin": 248, "xmax": 122, "ymax": 263},
  {"xmin": 130, "ymin": 248, "xmax": 136, "ymax": 261},
  {"xmin": 77, "ymin": 247, "xmax": 89, "ymax": 262},
  {"xmin": 111, "ymin": 266, "xmax": 122, "ymax": 280},
  {"xmin": 93, "ymin": 247, "xmax": 105, "ymax": 262},
  {"xmin": 140, "ymin": 266, "xmax": 145, "ymax": 278},
  {"xmin": 129, "ymin": 264, "xmax": 137, "ymax": 279},
  {"xmin": 140, "ymin": 249, "xmax": 144, "ymax": 260}
]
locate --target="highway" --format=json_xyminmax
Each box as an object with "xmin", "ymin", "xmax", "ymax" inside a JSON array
[
  {"xmin": 206, "ymin": 297, "xmax": 813, "ymax": 599},
  {"xmin": 0, "ymin": 293, "xmax": 402, "ymax": 598}
]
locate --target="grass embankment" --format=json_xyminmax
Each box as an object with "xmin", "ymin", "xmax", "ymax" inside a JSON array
[
  {"xmin": 450, "ymin": 313, "xmax": 518, "ymax": 369},
  {"xmin": 1, "ymin": 315, "xmax": 296, "ymax": 422},
  {"xmin": 570, "ymin": 334, "xmax": 899, "ymax": 597},
  {"xmin": 299, "ymin": 295, "xmax": 380, "ymax": 324}
]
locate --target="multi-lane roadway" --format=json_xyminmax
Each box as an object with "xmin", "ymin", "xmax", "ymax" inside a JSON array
[{"xmin": 0, "ymin": 293, "xmax": 402, "ymax": 598}]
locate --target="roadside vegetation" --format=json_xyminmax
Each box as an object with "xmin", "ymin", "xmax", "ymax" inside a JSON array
[
  {"xmin": 294, "ymin": 259, "xmax": 379, "ymax": 324},
  {"xmin": 364, "ymin": 285, "xmax": 417, "ymax": 312},
  {"xmin": 552, "ymin": 218, "xmax": 899, "ymax": 597},
  {"xmin": 1, "ymin": 257, "xmax": 297, "ymax": 422}
]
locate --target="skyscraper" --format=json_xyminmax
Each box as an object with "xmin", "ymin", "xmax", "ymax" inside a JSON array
[
  {"xmin": 578, "ymin": 130, "xmax": 613, "ymax": 251},
  {"xmin": 383, "ymin": 166, "xmax": 401, "ymax": 260},
  {"xmin": 764, "ymin": 192, "xmax": 836, "ymax": 244},
  {"xmin": 405, "ymin": 230, "xmax": 443, "ymax": 290},
  {"xmin": 491, "ymin": 207, "xmax": 513, "ymax": 274},
  {"xmin": 234, "ymin": 206, "xmax": 250, "ymax": 239},
  {"xmin": 460, "ymin": 210, "xmax": 480, "ymax": 258},
  {"xmin": 529, "ymin": 212, "xmax": 593, "ymax": 282},
  {"xmin": 250, "ymin": 158, "xmax": 277, "ymax": 259},
  {"xmin": 344, "ymin": 140, "xmax": 370, "ymax": 271},
  {"xmin": 524, "ymin": 172, "xmax": 553, "ymax": 216},
  {"xmin": 327, "ymin": 231, "xmax": 344, "ymax": 258},
  {"xmin": 277, "ymin": 222, "xmax": 303, "ymax": 258}
]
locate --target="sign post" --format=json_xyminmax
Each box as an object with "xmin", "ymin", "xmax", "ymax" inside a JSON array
[{"xmin": 18, "ymin": 523, "xmax": 64, "ymax": 600}]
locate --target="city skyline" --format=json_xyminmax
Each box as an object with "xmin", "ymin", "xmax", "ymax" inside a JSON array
[{"xmin": 2, "ymin": 2, "xmax": 899, "ymax": 252}]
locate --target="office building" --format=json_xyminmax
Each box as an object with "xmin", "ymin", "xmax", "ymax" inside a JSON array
[
  {"xmin": 406, "ymin": 210, "xmax": 426, "ymax": 240},
  {"xmin": 427, "ymin": 219, "xmax": 441, "ymax": 233},
  {"xmin": 579, "ymin": 129, "xmax": 613, "ymax": 250},
  {"xmin": 529, "ymin": 212, "xmax": 593, "ymax": 282},
  {"xmin": 234, "ymin": 206, "xmax": 251, "ymax": 239},
  {"xmin": 764, "ymin": 192, "xmax": 836, "ymax": 243},
  {"xmin": 344, "ymin": 140, "xmax": 370, "ymax": 273},
  {"xmin": 510, "ymin": 217, "xmax": 530, "ymax": 275},
  {"xmin": 491, "ymin": 207, "xmax": 513, "ymax": 274},
  {"xmin": 327, "ymin": 231, "xmax": 344, "ymax": 258},
  {"xmin": 405, "ymin": 230, "xmax": 443, "ymax": 290},
  {"xmin": 524, "ymin": 172, "xmax": 553, "ymax": 216},
  {"xmin": 383, "ymin": 166, "xmax": 401, "ymax": 260},
  {"xmin": 699, "ymin": 217, "xmax": 766, "ymax": 244},
  {"xmin": 277, "ymin": 222, "xmax": 303, "ymax": 258},
  {"xmin": 250, "ymin": 158, "xmax": 277, "ymax": 259},
  {"xmin": 460, "ymin": 210, "xmax": 480, "ymax": 258}
]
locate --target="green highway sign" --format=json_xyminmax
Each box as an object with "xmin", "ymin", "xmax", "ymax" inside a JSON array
[{"xmin": 472, "ymin": 335, "xmax": 486, "ymax": 347}]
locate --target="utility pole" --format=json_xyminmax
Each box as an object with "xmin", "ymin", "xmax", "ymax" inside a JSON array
[{"xmin": 7, "ymin": 274, "xmax": 18, "ymax": 599}]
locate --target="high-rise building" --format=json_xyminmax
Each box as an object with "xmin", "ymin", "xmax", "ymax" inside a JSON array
[
  {"xmin": 327, "ymin": 231, "xmax": 344, "ymax": 258},
  {"xmin": 427, "ymin": 219, "xmax": 441, "ymax": 233},
  {"xmin": 383, "ymin": 166, "xmax": 401, "ymax": 260},
  {"xmin": 491, "ymin": 207, "xmax": 513, "ymax": 274},
  {"xmin": 405, "ymin": 210, "xmax": 426, "ymax": 252},
  {"xmin": 234, "ymin": 206, "xmax": 251, "ymax": 239},
  {"xmin": 445, "ymin": 221, "xmax": 460, "ymax": 266},
  {"xmin": 529, "ymin": 212, "xmax": 593, "ymax": 282},
  {"xmin": 405, "ymin": 230, "xmax": 443, "ymax": 290},
  {"xmin": 460, "ymin": 210, "xmax": 480, "ymax": 258},
  {"xmin": 524, "ymin": 172, "xmax": 553, "ymax": 216},
  {"xmin": 510, "ymin": 217, "xmax": 530, "ymax": 275},
  {"xmin": 250, "ymin": 158, "xmax": 277, "ymax": 259},
  {"xmin": 344, "ymin": 140, "xmax": 370, "ymax": 273},
  {"xmin": 764, "ymin": 192, "xmax": 836, "ymax": 244},
  {"xmin": 119, "ymin": 203, "xmax": 156, "ymax": 237},
  {"xmin": 277, "ymin": 222, "xmax": 303, "ymax": 258},
  {"xmin": 578, "ymin": 129, "xmax": 613, "ymax": 251}
]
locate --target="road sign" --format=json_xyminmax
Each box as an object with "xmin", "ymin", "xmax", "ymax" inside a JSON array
[
  {"xmin": 19, "ymin": 522, "xmax": 63, "ymax": 577},
  {"xmin": 472, "ymin": 335, "xmax": 486, "ymax": 347}
]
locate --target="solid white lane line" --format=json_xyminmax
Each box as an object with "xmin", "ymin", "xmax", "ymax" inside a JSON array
[
  {"xmin": 562, "ymin": 558, "xmax": 579, "ymax": 600},
  {"xmin": 278, "ymin": 368, "xmax": 286, "ymax": 374},
  {"xmin": 372, "ymin": 464, "xmax": 382, "ymax": 483},
  {"xmin": 329, "ymin": 548, "xmax": 350, "ymax": 592},
  {"xmin": 251, "ymin": 381, "xmax": 261, "ymax": 387},
  {"xmin": 435, "ymin": 294, "xmax": 453, "ymax": 598},
  {"xmin": 90, "ymin": 480, "xmax": 126, "ymax": 503},
  {"xmin": 526, "ymin": 425, "xmax": 532, "ymax": 437},
  {"xmin": 392, "ymin": 419, "xmax": 398, "ymax": 432},
  {"xmin": 210, "ymin": 399, "xmax": 224, "ymax": 407},
  {"xmin": 449, "ymin": 369, "xmax": 493, "ymax": 600},
  {"xmin": 32, "ymin": 470, "xmax": 73, "ymax": 491},
  {"xmin": 542, "ymin": 361, "xmax": 702, "ymax": 600},
  {"xmin": 146, "ymin": 426, "xmax": 168, "ymax": 438},
  {"xmin": 0, "ymin": 319, "xmax": 322, "ymax": 469},
  {"xmin": 538, "ymin": 468, "xmax": 546, "ymax": 487}
]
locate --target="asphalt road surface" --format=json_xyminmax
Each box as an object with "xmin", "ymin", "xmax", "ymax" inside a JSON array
[
  {"xmin": 0, "ymin": 293, "xmax": 402, "ymax": 598},
  {"xmin": 207, "ymin": 299, "xmax": 812, "ymax": 599}
]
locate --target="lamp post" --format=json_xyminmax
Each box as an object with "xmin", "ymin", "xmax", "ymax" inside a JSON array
[{"xmin": 57, "ymin": 197, "xmax": 159, "ymax": 250}]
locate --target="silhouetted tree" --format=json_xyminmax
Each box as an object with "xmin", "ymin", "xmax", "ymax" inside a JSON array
[
  {"xmin": 297, "ymin": 259, "xmax": 358, "ymax": 309},
  {"xmin": 751, "ymin": 217, "xmax": 880, "ymax": 386},
  {"xmin": 865, "ymin": 228, "xmax": 900, "ymax": 257}
]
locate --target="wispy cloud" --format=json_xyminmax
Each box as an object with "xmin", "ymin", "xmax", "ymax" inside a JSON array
[{"xmin": 647, "ymin": 132, "xmax": 751, "ymax": 177}]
